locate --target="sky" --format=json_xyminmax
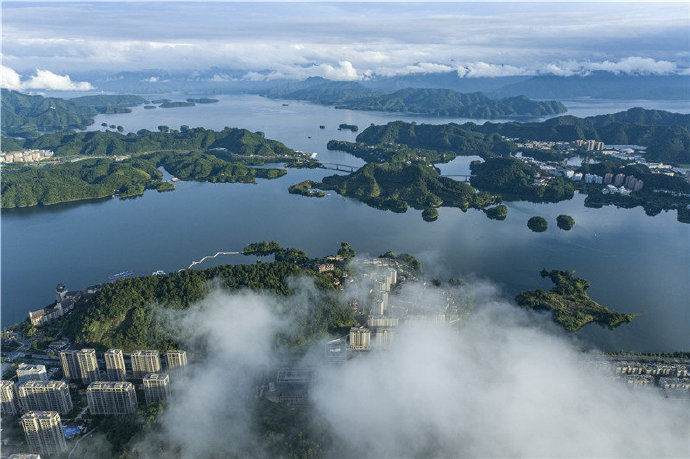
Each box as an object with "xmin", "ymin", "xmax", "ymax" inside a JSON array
[{"xmin": 2, "ymin": 2, "xmax": 689, "ymax": 89}]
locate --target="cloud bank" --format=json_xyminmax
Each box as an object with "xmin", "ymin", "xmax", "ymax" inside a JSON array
[
  {"xmin": 126, "ymin": 274, "xmax": 689, "ymax": 458},
  {"xmin": 1, "ymin": 65, "xmax": 93, "ymax": 91}
]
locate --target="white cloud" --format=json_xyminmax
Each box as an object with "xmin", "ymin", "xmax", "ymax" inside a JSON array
[
  {"xmin": 1, "ymin": 66, "xmax": 93, "ymax": 91},
  {"xmin": 457, "ymin": 62, "xmax": 531, "ymax": 78},
  {"xmin": 143, "ymin": 76, "xmax": 160, "ymax": 82},
  {"xmin": 540, "ymin": 57, "xmax": 679, "ymax": 77}
]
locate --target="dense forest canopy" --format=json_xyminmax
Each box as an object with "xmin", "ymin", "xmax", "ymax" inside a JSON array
[
  {"xmin": 263, "ymin": 78, "xmax": 566, "ymax": 118},
  {"xmin": 1, "ymin": 89, "xmax": 146, "ymax": 137}
]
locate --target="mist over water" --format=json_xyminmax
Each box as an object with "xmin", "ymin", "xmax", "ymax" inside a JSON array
[{"xmin": 129, "ymin": 273, "xmax": 689, "ymax": 458}]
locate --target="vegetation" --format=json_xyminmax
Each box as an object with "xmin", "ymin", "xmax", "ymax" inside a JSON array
[
  {"xmin": 556, "ymin": 214, "xmax": 575, "ymax": 230},
  {"xmin": 527, "ymin": 216, "xmax": 548, "ymax": 232},
  {"xmin": 422, "ymin": 207, "xmax": 438, "ymax": 221},
  {"xmin": 465, "ymin": 108, "xmax": 690, "ymax": 164},
  {"xmin": 62, "ymin": 243, "xmax": 350, "ymax": 350},
  {"xmin": 288, "ymin": 180, "xmax": 325, "ymax": 198},
  {"xmin": 338, "ymin": 123, "xmax": 358, "ymax": 132},
  {"xmin": 355, "ymin": 121, "xmax": 514, "ymax": 160},
  {"xmin": 1, "ymin": 151, "xmax": 287, "ymax": 208},
  {"xmin": 484, "ymin": 204, "xmax": 507, "ymax": 220},
  {"xmin": 470, "ymin": 157, "xmax": 575, "ymax": 202},
  {"xmin": 1, "ymin": 89, "xmax": 145, "ymax": 137},
  {"xmin": 327, "ymin": 140, "xmax": 456, "ymax": 164},
  {"xmin": 160, "ymin": 101, "xmax": 195, "ymax": 108},
  {"xmin": 186, "ymin": 98, "xmax": 219, "ymax": 104},
  {"xmin": 315, "ymin": 162, "xmax": 497, "ymax": 218},
  {"xmin": 340, "ymin": 89, "xmax": 566, "ymax": 118},
  {"xmin": 263, "ymin": 79, "xmax": 566, "ymax": 118},
  {"xmin": 515, "ymin": 269, "xmax": 637, "ymax": 331},
  {"xmin": 2, "ymin": 125, "xmax": 296, "ymax": 157},
  {"xmin": 379, "ymin": 251, "xmax": 423, "ymax": 273}
]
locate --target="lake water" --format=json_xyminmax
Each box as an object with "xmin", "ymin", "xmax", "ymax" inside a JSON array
[{"xmin": 3, "ymin": 95, "xmax": 689, "ymax": 351}]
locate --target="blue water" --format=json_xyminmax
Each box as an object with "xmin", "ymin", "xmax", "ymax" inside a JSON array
[{"xmin": 2, "ymin": 95, "xmax": 689, "ymax": 351}]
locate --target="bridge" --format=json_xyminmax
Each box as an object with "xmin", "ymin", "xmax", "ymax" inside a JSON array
[
  {"xmin": 319, "ymin": 162, "xmax": 358, "ymax": 172},
  {"xmin": 441, "ymin": 174, "xmax": 471, "ymax": 182}
]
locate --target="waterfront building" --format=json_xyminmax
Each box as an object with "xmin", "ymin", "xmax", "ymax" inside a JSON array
[
  {"xmin": 16, "ymin": 364, "xmax": 48, "ymax": 385},
  {"xmin": 86, "ymin": 381, "xmax": 138, "ymax": 415},
  {"xmin": 131, "ymin": 350, "xmax": 161, "ymax": 379},
  {"xmin": 604, "ymin": 173, "xmax": 613, "ymax": 184},
  {"xmin": 372, "ymin": 328, "xmax": 395, "ymax": 349},
  {"xmin": 9, "ymin": 454, "xmax": 42, "ymax": 459},
  {"xmin": 21, "ymin": 411, "xmax": 67, "ymax": 455},
  {"xmin": 165, "ymin": 350, "xmax": 188, "ymax": 372},
  {"xmin": 143, "ymin": 373, "xmax": 170, "ymax": 404},
  {"xmin": 105, "ymin": 349, "xmax": 127, "ymax": 381},
  {"xmin": 1, "ymin": 380, "xmax": 20, "ymax": 415},
  {"xmin": 349, "ymin": 327, "xmax": 371, "ymax": 350},
  {"xmin": 633, "ymin": 180, "xmax": 644, "ymax": 192},
  {"xmin": 614, "ymin": 173, "xmax": 626, "ymax": 186},
  {"xmin": 18, "ymin": 380, "xmax": 73, "ymax": 414}
]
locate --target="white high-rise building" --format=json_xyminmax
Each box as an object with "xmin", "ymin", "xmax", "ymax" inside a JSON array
[
  {"xmin": 21, "ymin": 411, "xmax": 67, "ymax": 455},
  {"xmin": 131, "ymin": 350, "xmax": 161, "ymax": 379},
  {"xmin": 105, "ymin": 349, "xmax": 127, "ymax": 381},
  {"xmin": 16, "ymin": 364, "xmax": 48, "ymax": 385},
  {"xmin": 165, "ymin": 350, "xmax": 188, "ymax": 372},
  {"xmin": 1, "ymin": 380, "xmax": 20, "ymax": 415},
  {"xmin": 86, "ymin": 381, "xmax": 138, "ymax": 415},
  {"xmin": 143, "ymin": 373, "xmax": 170, "ymax": 404},
  {"xmin": 349, "ymin": 327, "xmax": 371, "ymax": 350},
  {"xmin": 18, "ymin": 380, "xmax": 73, "ymax": 414}
]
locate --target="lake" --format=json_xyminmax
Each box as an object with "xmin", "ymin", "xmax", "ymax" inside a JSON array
[{"xmin": 2, "ymin": 95, "xmax": 689, "ymax": 351}]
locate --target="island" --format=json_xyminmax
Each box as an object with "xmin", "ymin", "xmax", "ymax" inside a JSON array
[
  {"xmin": 527, "ymin": 216, "xmax": 548, "ymax": 232},
  {"xmin": 556, "ymin": 215, "xmax": 575, "ymax": 230},
  {"xmin": 422, "ymin": 207, "xmax": 438, "ymax": 221},
  {"xmin": 484, "ymin": 204, "xmax": 507, "ymax": 220},
  {"xmin": 338, "ymin": 123, "xmax": 358, "ymax": 132},
  {"xmin": 312, "ymin": 162, "xmax": 497, "ymax": 216},
  {"xmin": 288, "ymin": 180, "xmax": 325, "ymax": 198},
  {"xmin": 515, "ymin": 269, "xmax": 637, "ymax": 331},
  {"xmin": 186, "ymin": 98, "xmax": 219, "ymax": 104},
  {"xmin": 262, "ymin": 78, "xmax": 567, "ymax": 118},
  {"xmin": 159, "ymin": 101, "xmax": 195, "ymax": 108}
]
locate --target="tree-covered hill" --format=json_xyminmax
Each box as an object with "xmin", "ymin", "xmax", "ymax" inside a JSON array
[
  {"xmin": 354, "ymin": 120, "xmax": 514, "ymax": 159},
  {"xmin": 1, "ymin": 89, "xmax": 146, "ymax": 137},
  {"xmin": 339, "ymin": 89, "xmax": 566, "ymax": 118},
  {"xmin": 515, "ymin": 269, "xmax": 637, "ymax": 331},
  {"xmin": 263, "ymin": 79, "xmax": 566, "ymax": 118},
  {"xmin": 315, "ymin": 162, "xmax": 497, "ymax": 215},
  {"xmin": 3, "ymin": 125, "xmax": 296, "ymax": 157}
]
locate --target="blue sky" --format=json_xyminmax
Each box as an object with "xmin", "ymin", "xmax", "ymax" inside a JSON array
[{"xmin": 2, "ymin": 2, "xmax": 689, "ymax": 89}]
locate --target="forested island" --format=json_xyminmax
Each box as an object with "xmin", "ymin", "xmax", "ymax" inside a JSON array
[
  {"xmin": 1, "ymin": 126, "xmax": 300, "ymax": 208},
  {"xmin": 515, "ymin": 269, "xmax": 637, "ymax": 331},
  {"xmin": 263, "ymin": 78, "xmax": 566, "ymax": 118},
  {"xmin": 1, "ymin": 89, "xmax": 146, "ymax": 137},
  {"xmin": 313, "ymin": 162, "xmax": 497, "ymax": 216}
]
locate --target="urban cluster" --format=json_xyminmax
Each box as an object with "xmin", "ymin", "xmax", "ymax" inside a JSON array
[
  {"xmin": 0, "ymin": 149, "xmax": 54, "ymax": 164},
  {"xmin": 1, "ymin": 348, "xmax": 187, "ymax": 456}
]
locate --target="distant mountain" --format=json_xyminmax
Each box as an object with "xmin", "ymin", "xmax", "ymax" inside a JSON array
[
  {"xmin": 339, "ymin": 88, "xmax": 566, "ymax": 118},
  {"xmin": 491, "ymin": 72, "xmax": 690, "ymax": 100},
  {"xmin": 361, "ymin": 72, "xmax": 528, "ymax": 93},
  {"xmin": 263, "ymin": 77, "xmax": 380, "ymax": 104},
  {"xmin": 264, "ymin": 79, "xmax": 566, "ymax": 118},
  {"xmin": 1, "ymin": 89, "xmax": 146, "ymax": 137}
]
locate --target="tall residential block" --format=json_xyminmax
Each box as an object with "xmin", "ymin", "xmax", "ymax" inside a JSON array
[
  {"xmin": 87, "ymin": 381, "xmax": 138, "ymax": 415},
  {"xmin": 77, "ymin": 349, "xmax": 100, "ymax": 384},
  {"xmin": 21, "ymin": 411, "xmax": 67, "ymax": 455},
  {"xmin": 1, "ymin": 380, "xmax": 20, "ymax": 415},
  {"xmin": 59, "ymin": 350, "xmax": 80, "ymax": 381},
  {"xmin": 16, "ymin": 364, "xmax": 48, "ymax": 385},
  {"xmin": 349, "ymin": 327, "xmax": 371, "ymax": 350},
  {"xmin": 143, "ymin": 373, "xmax": 170, "ymax": 404},
  {"xmin": 18, "ymin": 380, "xmax": 73, "ymax": 414},
  {"xmin": 165, "ymin": 350, "xmax": 188, "ymax": 372},
  {"xmin": 131, "ymin": 350, "xmax": 161, "ymax": 379},
  {"xmin": 105, "ymin": 349, "xmax": 127, "ymax": 381}
]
